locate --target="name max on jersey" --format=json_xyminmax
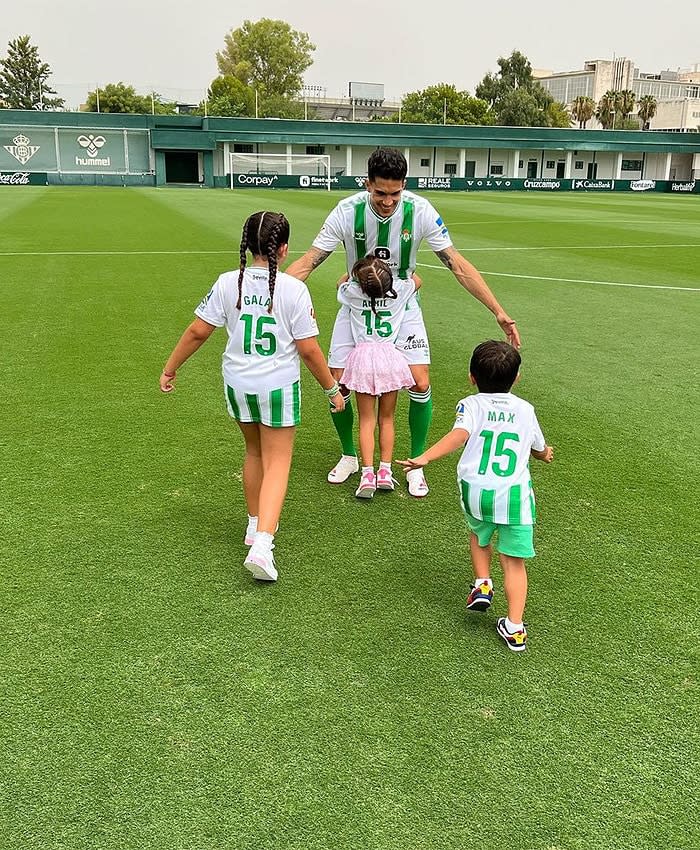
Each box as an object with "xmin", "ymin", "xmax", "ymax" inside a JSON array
[{"xmin": 488, "ymin": 411, "xmax": 516, "ymax": 422}]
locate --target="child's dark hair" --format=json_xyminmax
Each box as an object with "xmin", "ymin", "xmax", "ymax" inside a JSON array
[
  {"xmin": 470, "ymin": 340, "xmax": 521, "ymax": 393},
  {"xmin": 237, "ymin": 211, "xmax": 290, "ymax": 313},
  {"xmin": 351, "ymin": 256, "xmax": 396, "ymax": 314},
  {"xmin": 367, "ymin": 148, "xmax": 407, "ymax": 182}
]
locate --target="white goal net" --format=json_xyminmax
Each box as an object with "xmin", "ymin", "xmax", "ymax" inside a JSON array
[{"xmin": 229, "ymin": 152, "xmax": 331, "ymax": 190}]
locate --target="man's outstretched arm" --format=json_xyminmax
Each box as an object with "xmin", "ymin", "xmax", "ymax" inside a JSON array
[
  {"xmin": 435, "ymin": 246, "xmax": 521, "ymax": 348},
  {"xmin": 285, "ymin": 247, "xmax": 332, "ymax": 282}
]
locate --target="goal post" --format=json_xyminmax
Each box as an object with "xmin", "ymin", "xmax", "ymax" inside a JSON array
[{"xmin": 229, "ymin": 152, "xmax": 331, "ymax": 190}]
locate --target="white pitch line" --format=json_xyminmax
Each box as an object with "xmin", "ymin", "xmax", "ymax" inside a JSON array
[
  {"xmin": 415, "ymin": 263, "xmax": 700, "ymax": 292},
  {"xmin": 417, "ymin": 242, "xmax": 700, "ymax": 252},
  {"xmin": 0, "ymin": 249, "xmax": 235, "ymax": 257}
]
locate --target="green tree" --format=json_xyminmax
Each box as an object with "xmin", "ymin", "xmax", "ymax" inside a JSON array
[
  {"xmin": 397, "ymin": 83, "xmax": 493, "ymax": 125},
  {"xmin": 199, "ymin": 75, "xmax": 254, "ymax": 117},
  {"xmin": 545, "ymin": 100, "xmax": 573, "ymax": 128},
  {"xmin": 475, "ymin": 50, "xmax": 565, "ymax": 127},
  {"xmin": 571, "ymin": 95, "xmax": 596, "ymax": 128},
  {"xmin": 216, "ymin": 19, "xmax": 315, "ymax": 101},
  {"xmin": 497, "ymin": 88, "xmax": 547, "ymax": 127},
  {"xmin": 596, "ymin": 90, "xmax": 617, "ymax": 129},
  {"xmin": 84, "ymin": 82, "xmax": 176, "ymax": 114},
  {"xmin": 0, "ymin": 34, "xmax": 64, "ymax": 110},
  {"xmin": 637, "ymin": 94, "xmax": 657, "ymax": 130},
  {"xmin": 616, "ymin": 89, "xmax": 636, "ymax": 123}
]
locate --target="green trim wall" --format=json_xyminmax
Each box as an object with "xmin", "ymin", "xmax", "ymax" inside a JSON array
[{"xmin": 1, "ymin": 109, "xmax": 699, "ymax": 189}]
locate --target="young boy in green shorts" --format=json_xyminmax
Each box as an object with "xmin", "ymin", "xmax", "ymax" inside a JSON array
[{"xmin": 398, "ymin": 340, "xmax": 553, "ymax": 651}]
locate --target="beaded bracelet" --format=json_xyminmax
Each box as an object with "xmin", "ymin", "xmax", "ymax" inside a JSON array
[{"xmin": 323, "ymin": 382, "xmax": 340, "ymax": 398}]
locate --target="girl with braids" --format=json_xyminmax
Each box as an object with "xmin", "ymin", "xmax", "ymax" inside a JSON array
[
  {"xmin": 159, "ymin": 211, "xmax": 344, "ymax": 582},
  {"xmin": 335, "ymin": 256, "xmax": 418, "ymax": 498}
]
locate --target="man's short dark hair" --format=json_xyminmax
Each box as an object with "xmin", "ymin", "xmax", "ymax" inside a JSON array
[
  {"xmin": 470, "ymin": 340, "xmax": 521, "ymax": 393},
  {"xmin": 367, "ymin": 148, "xmax": 407, "ymax": 182}
]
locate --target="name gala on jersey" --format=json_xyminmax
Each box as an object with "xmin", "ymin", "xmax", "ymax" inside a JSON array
[{"xmin": 243, "ymin": 294, "xmax": 272, "ymax": 307}]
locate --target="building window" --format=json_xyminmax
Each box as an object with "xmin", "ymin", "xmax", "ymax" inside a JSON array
[
  {"xmin": 575, "ymin": 160, "xmax": 584, "ymax": 169},
  {"xmin": 444, "ymin": 162, "xmax": 457, "ymax": 175},
  {"xmin": 420, "ymin": 158, "xmax": 430, "ymax": 167},
  {"xmin": 306, "ymin": 145, "xmax": 325, "ymax": 155},
  {"xmin": 490, "ymin": 164, "xmax": 504, "ymax": 175},
  {"xmin": 233, "ymin": 144, "xmax": 254, "ymax": 153},
  {"xmin": 546, "ymin": 160, "xmax": 555, "ymax": 169},
  {"xmin": 622, "ymin": 159, "xmax": 643, "ymax": 171}
]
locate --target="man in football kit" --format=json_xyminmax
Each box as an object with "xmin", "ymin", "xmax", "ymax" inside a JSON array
[{"xmin": 285, "ymin": 147, "xmax": 520, "ymax": 497}]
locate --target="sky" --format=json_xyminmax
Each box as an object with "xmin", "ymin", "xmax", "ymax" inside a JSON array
[{"xmin": 3, "ymin": 0, "xmax": 699, "ymax": 109}]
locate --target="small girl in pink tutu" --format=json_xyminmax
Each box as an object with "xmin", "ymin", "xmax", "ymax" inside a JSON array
[{"xmin": 337, "ymin": 256, "xmax": 418, "ymax": 498}]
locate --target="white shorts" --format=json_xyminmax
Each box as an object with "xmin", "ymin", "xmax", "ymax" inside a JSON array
[
  {"xmin": 328, "ymin": 296, "xmax": 431, "ymax": 369},
  {"xmin": 225, "ymin": 380, "xmax": 301, "ymax": 427}
]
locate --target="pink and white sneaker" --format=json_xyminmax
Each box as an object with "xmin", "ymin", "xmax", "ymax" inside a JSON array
[
  {"xmin": 376, "ymin": 467, "xmax": 398, "ymax": 491},
  {"xmin": 355, "ymin": 469, "xmax": 377, "ymax": 499}
]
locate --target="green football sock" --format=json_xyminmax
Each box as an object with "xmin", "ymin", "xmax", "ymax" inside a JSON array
[
  {"xmin": 408, "ymin": 388, "xmax": 433, "ymax": 457},
  {"xmin": 330, "ymin": 394, "xmax": 356, "ymax": 457}
]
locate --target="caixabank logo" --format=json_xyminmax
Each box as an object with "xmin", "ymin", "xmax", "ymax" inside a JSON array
[{"xmin": 573, "ymin": 179, "xmax": 614, "ymax": 190}]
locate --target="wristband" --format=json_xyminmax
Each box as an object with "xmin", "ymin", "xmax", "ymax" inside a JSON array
[
  {"xmin": 323, "ymin": 382, "xmax": 340, "ymax": 398},
  {"xmin": 163, "ymin": 370, "xmax": 176, "ymax": 378}
]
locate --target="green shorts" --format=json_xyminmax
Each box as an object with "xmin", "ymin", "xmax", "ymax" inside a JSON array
[
  {"xmin": 464, "ymin": 512, "xmax": 536, "ymax": 559},
  {"xmin": 225, "ymin": 381, "xmax": 301, "ymax": 428}
]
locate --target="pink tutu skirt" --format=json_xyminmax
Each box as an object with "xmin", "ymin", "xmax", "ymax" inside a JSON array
[{"xmin": 341, "ymin": 341, "xmax": 414, "ymax": 395}]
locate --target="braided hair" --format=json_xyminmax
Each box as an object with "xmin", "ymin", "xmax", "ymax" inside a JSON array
[
  {"xmin": 236, "ymin": 211, "xmax": 290, "ymax": 313},
  {"xmin": 351, "ymin": 256, "xmax": 396, "ymax": 314}
]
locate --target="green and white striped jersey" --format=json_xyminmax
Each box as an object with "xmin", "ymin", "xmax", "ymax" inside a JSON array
[
  {"xmin": 453, "ymin": 393, "xmax": 547, "ymax": 526},
  {"xmin": 312, "ymin": 190, "xmax": 452, "ymax": 279}
]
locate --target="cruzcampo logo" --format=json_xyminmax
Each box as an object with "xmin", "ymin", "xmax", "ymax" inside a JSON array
[{"xmin": 4, "ymin": 133, "xmax": 40, "ymax": 165}]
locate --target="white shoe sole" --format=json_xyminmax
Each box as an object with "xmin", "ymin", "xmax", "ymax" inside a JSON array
[
  {"xmin": 407, "ymin": 480, "xmax": 429, "ymax": 497},
  {"xmin": 355, "ymin": 487, "xmax": 376, "ymax": 499},
  {"xmin": 244, "ymin": 555, "xmax": 278, "ymax": 581},
  {"xmin": 376, "ymin": 476, "xmax": 397, "ymax": 491}
]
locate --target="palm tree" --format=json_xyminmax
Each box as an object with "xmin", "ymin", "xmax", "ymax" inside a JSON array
[
  {"xmin": 596, "ymin": 90, "xmax": 617, "ymax": 129},
  {"xmin": 637, "ymin": 94, "xmax": 657, "ymax": 130},
  {"xmin": 616, "ymin": 89, "xmax": 636, "ymax": 124},
  {"xmin": 571, "ymin": 95, "xmax": 596, "ymax": 128}
]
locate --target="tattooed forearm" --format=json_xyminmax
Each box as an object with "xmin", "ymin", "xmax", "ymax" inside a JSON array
[
  {"xmin": 310, "ymin": 248, "xmax": 332, "ymax": 269},
  {"xmin": 436, "ymin": 249, "xmax": 454, "ymax": 270}
]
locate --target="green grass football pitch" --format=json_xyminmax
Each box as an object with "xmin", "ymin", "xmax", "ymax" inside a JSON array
[{"xmin": 1, "ymin": 186, "xmax": 698, "ymax": 850}]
